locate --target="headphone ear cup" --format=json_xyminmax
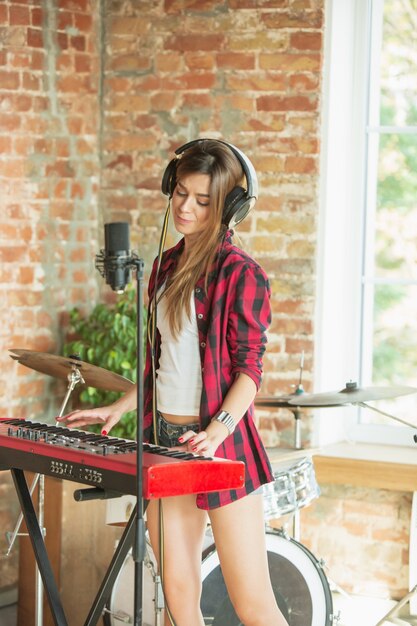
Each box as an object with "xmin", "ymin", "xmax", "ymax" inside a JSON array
[
  {"xmin": 223, "ymin": 186, "xmax": 248, "ymax": 227},
  {"xmin": 161, "ymin": 158, "xmax": 177, "ymax": 197}
]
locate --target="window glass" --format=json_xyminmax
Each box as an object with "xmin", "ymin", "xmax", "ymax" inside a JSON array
[
  {"xmin": 361, "ymin": 0, "xmax": 417, "ymax": 428},
  {"xmin": 379, "ymin": 0, "xmax": 417, "ymax": 126}
]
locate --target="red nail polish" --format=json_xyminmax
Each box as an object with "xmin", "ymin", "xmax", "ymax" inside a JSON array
[
  {"xmin": 102, "ymin": 430, "xmax": 108, "ymax": 436},
  {"xmin": 189, "ymin": 438, "xmax": 194, "ymax": 445}
]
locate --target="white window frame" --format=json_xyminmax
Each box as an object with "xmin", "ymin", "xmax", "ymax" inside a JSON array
[{"xmin": 314, "ymin": 0, "xmax": 416, "ymax": 447}]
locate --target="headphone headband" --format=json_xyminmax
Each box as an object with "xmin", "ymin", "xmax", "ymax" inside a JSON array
[{"xmin": 161, "ymin": 138, "xmax": 258, "ymax": 228}]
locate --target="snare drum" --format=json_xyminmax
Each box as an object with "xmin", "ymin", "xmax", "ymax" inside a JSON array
[{"xmin": 263, "ymin": 457, "xmax": 320, "ymax": 520}]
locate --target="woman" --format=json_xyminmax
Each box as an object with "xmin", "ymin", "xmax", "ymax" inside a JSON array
[{"xmin": 60, "ymin": 139, "xmax": 289, "ymax": 626}]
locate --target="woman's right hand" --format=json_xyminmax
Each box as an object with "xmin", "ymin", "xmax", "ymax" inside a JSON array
[
  {"xmin": 56, "ymin": 404, "xmax": 123, "ymax": 435},
  {"xmin": 57, "ymin": 385, "xmax": 138, "ymax": 434}
]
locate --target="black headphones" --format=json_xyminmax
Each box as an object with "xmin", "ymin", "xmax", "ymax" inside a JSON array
[{"xmin": 161, "ymin": 138, "xmax": 258, "ymax": 228}]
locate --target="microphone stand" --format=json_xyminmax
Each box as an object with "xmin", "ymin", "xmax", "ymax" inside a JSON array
[
  {"xmin": 131, "ymin": 256, "xmax": 146, "ymax": 626},
  {"xmin": 96, "ymin": 226, "xmax": 146, "ymax": 626}
]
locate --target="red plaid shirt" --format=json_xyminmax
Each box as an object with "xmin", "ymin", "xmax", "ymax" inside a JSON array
[{"xmin": 143, "ymin": 231, "xmax": 274, "ymax": 509}]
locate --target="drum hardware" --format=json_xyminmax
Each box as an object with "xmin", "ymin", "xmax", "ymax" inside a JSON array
[
  {"xmin": 374, "ymin": 584, "xmax": 417, "ymax": 626},
  {"xmin": 256, "ymin": 373, "xmax": 417, "ymax": 539},
  {"xmin": 104, "ymin": 537, "xmax": 164, "ymax": 626},
  {"xmin": 104, "ymin": 527, "xmax": 337, "ymax": 626},
  {"xmin": 7, "ymin": 348, "xmax": 133, "ymax": 626},
  {"xmin": 358, "ymin": 402, "xmax": 417, "ymax": 431},
  {"xmin": 374, "ymin": 585, "xmax": 417, "ymax": 625}
]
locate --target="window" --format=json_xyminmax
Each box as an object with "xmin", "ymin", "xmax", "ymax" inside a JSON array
[{"xmin": 316, "ymin": 0, "xmax": 417, "ymax": 447}]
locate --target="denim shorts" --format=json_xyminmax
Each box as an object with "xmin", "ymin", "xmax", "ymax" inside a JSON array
[{"xmin": 156, "ymin": 412, "xmax": 199, "ymax": 448}]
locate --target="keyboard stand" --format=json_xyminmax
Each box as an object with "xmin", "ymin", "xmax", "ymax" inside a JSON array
[
  {"xmin": 10, "ymin": 467, "xmax": 141, "ymax": 626},
  {"xmin": 11, "ymin": 468, "xmax": 68, "ymax": 626}
]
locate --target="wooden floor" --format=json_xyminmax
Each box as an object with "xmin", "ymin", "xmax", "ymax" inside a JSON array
[
  {"xmin": 1, "ymin": 596, "xmax": 417, "ymax": 626},
  {"xmin": 0, "ymin": 602, "xmax": 16, "ymax": 626}
]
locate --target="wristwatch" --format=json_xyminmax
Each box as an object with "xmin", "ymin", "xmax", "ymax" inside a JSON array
[{"xmin": 211, "ymin": 410, "xmax": 236, "ymax": 435}]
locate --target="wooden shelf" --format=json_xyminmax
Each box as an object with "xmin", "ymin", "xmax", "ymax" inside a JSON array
[
  {"xmin": 267, "ymin": 443, "xmax": 417, "ymax": 492},
  {"xmin": 314, "ymin": 455, "xmax": 417, "ymax": 492}
]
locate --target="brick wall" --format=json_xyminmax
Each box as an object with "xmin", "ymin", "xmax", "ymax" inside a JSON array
[
  {"xmin": 301, "ymin": 485, "xmax": 411, "ymax": 599},
  {"xmin": 0, "ymin": 0, "xmax": 410, "ymax": 609},
  {"xmin": 0, "ymin": 0, "xmax": 101, "ymax": 601},
  {"xmin": 0, "ymin": 0, "xmax": 101, "ymax": 420}
]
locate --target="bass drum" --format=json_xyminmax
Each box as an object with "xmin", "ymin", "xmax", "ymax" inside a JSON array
[{"xmin": 201, "ymin": 529, "xmax": 334, "ymax": 626}]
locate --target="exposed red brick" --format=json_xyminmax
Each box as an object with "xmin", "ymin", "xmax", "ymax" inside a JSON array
[
  {"xmin": 74, "ymin": 13, "xmax": 92, "ymax": 31},
  {"xmin": 57, "ymin": 11, "xmax": 73, "ymax": 30},
  {"xmin": 262, "ymin": 10, "xmax": 323, "ymax": 29},
  {"xmin": 284, "ymin": 155, "xmax": 317, "ymax": 173},
  {"xmin": 257, "ymin": 94, "xmax": 317, "ymax": 111},
  {"xmin": 9, "ymin": 6, "xmax": 30, "ymax": 25},
  {"xmin": 31, "ymin": 7, "xmax": 42, "ymax": 27},
  {"xmin": 289, "ymin": 72, "xmax": 320, "ymax": 91},
  {"xmin": 0, "ymin": 6, "xmax": 8, "ymax": 24},
  {"xmin": 0, "ymin": 71, "xmax": 20, "ymax": 90},
  {"xmin": 57, "ymin": 32, "xmax": 69, "ymax": 50},
  {"xmin": 74, "ymin": 53, "xmax": 92, "ymax": 72},
  {"xmin": 165, "ymin": 34, "xmax": 225, "ymax": 52},
  {"xmin": 259, "ymin": 52, "xmax": 321, "ymax": 71},
  {"xmin": 70, "ymin": 35, "xmax": 86, "ymax": 51},
  {"xmin": 0, "ymin": 136, "xmax": 12, "ymax": 153},
  {"xmin": 27, "ymin": 28, "xmax": 43, "ymax": 48},
  {"xmin": 30, "ymin": 50, "xmax": 44, "ymax": 70},
  {"xmin": 290, "ymin": 31, "xmax": 322, "ymax": 50},
  {"xmin": 217, "ymin": 52, "xmax": 256, "ymax": 70},
  {"xmin": 226, "ymin": 72, "xmax": 286, "ymax": 92},
  {"xmin": 22, "ymin": 72, "xmax": 41, "ymax": 91},
  {"xmin": 45, "ymin": 160, "xmax": 75, "ymax": 178},
  {"xmin": 182, "ymin": 93, "xmax": 213, "ymax": 109}
]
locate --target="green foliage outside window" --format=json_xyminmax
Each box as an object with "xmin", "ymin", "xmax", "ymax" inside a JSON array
[{"xmin": 63, "ymin": 286, "xmax": 146, "ymax": 440}]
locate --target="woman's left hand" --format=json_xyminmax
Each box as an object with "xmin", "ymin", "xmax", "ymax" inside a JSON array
[{"xmin": 178, "ymin": 421, "xmax": 228, "ymax": 457}]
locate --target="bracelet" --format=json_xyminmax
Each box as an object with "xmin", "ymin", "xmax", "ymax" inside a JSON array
[{"xmin": 211, "ymin": 410, "xmax": 236, "ymax": 435}]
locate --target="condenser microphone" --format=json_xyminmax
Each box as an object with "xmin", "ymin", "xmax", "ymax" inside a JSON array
[{"xmin": 95, "ymin": 222, "xmax": 132, "ymax": 293}]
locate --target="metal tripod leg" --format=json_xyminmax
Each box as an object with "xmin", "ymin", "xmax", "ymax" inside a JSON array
[
  {"xmin": 374, "ymin": 586, "xmax": 417, "ymax": 626},
  {"xmin": 292, "ymin": 408, "xmax": 302, "ymax": 541},
  {"xmin": 11, "ymin": 468, "xmax": 68, "ymax": 626}
]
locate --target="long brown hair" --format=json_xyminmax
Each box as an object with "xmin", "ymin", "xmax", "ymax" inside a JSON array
[{"xmin": 162, "ymin": 139, "xmax": 244, "ymax": 336}]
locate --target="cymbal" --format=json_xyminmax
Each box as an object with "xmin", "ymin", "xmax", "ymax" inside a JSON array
[
  {"xmin": 255, "ymin": 396, "xmax": 295, "ymax": 409},
  {"xmin": 287, "ymin": 382, "xmax": 417, "ymax": 407},
  {"xmin": 9, "ymin": 349, "xmax": 134, "ymax": 393},
  {"xmin": 256, "ymin": 382, "xmax": 417, "ymax": 409}
]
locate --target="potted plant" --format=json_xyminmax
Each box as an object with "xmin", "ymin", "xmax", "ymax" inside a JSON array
[{"xmin": 63, "ymin": 286, "xmax": 146, "ymax": 440}]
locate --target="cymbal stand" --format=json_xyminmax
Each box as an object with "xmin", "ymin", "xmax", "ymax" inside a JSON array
[
  {"xmin": 357, "ymin": 401, "xmax": 417, "ymax": 625},
  {"xmin": 5, "ymin": 365, "xmax": 85, "ymax": 626},
  {"xmin": 290, "ymin": 352, "xmax": 305, "ymax": 541}
]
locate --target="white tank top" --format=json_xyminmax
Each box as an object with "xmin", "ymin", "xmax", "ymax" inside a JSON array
[{"xmin": 156, "ymin": 290, "xmax": 202, "ymax": 415}]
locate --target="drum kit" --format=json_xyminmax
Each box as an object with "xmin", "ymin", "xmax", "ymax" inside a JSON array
[{"xmin": 8, "ymin": 348, "xmax": 417, "ymax": 626}]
